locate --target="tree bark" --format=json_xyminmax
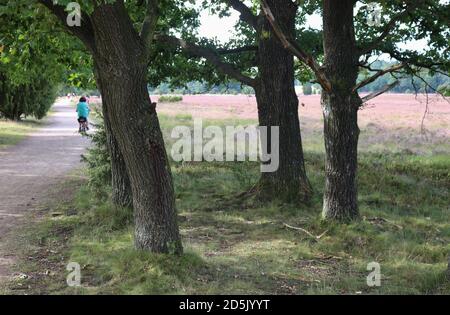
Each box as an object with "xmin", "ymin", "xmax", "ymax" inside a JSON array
[
  {"xmin": 321, "ymin": 93, "xmax": 360, "ymax": 221},
  {"xmin": 95, "ymin": 66, "xmax": 133, "ymax": 209},
  {"xmin": 103, "ymin": 101, "xmax": 133, "ymax": 209},
  {"xmin": 91, "ymin": 3, "xmax": 182, "ymax": 253},
  {"xmin": 255, "ymin": 0, "xmax": 312, "ymax": 202},
  {"xmin": 321, "ymin": 0, "xmax": 361, "ymax": 221}
]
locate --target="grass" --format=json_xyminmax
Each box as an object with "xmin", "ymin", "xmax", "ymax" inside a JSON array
[
  {"xmin": 0, "ymin": 119, "xmax": 42, "ymax": 149},
  {"xmin": 7, "ymin": 114, "xmax": 450, "ymax": 295}
]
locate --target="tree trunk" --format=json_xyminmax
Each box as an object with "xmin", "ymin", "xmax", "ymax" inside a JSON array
[
  {"xmin": 322, "ymin": 0, "xmax": 361, "ymax": 221},
  {"xmin": 255, "ymin": 0, "xmax": 312, "ymax": 203},
  {"xmin": 91, "ymin": 3, "xmax": 182, "ymax": 253},
  {"xmin": 103, "ymin": 102, "xmax": 133, "ymax": 209},
  {"xmin": 321, "ymin": 93, "xmax": 360, "ymax": 221},
  {"xmin": 95, "ymin": 66, "xmax": 133, "ymax": 209}
]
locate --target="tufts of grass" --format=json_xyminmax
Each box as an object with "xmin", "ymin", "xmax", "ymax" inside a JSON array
[{"xmin": 11, "ymin": 114, "xmax": 450, "ymax": 295}]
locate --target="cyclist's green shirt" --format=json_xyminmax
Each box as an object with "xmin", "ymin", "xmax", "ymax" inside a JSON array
[{"xmin": 76, "ymin": 102, "xmax": 90, "ymax": 118}]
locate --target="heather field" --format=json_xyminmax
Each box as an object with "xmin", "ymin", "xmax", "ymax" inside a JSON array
[{"xmin": 156, "ymin": 93, "xmax": 450, "ymax": 155}]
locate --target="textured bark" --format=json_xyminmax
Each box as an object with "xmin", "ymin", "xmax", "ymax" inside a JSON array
[
  {"xmin": 94, "ymin": 65, "xmax": 133, "ymax": 209},
  {"xmin": 255, "ymin": 0, "xmax": 312, "ymax": 202},
  {"xmin": 91, "ymin": 3, "xmax": 182, "ymax": 253},
  {"xmin": 104, "ymin": 102, "xmax": 133, "ymax": 209},
  {"xmin": 321, "ymin": 0, "xmax": 361, "ymax": 221},
  {"xmin": 108, "ymin": 129, "xmax": 133, "ymax": 209},
  {"xmin": 321, "ymin": 93, "xmax": 360, "ymax": 221}
]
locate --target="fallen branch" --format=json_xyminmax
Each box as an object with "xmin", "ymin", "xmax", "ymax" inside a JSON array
[{"xmin": 283, "ymin": 223, "xmax": 328, "ymax": 241}]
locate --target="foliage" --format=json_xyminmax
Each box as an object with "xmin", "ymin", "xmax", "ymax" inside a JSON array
[
  {"xmin": 0, "ymin": 76, "xmax": 58, "ymax": 120},
  {"xmin": 58, "ymin": 86, "xmax": 100, "ymax": 97},
  {"xmin": 355, "ymin": 0, "xmax": 450, "ymax": 73},
  {"xmin": 150, "ymin": 81, "xmax": 255, "ymax": 95},
  {"xmin": 358, "ymin": 61, "xmax": 450, "ymax": 94},
  {"xmin": 437, "ymin": 84, "xmax": 450, "ymax": 97},
  {"xmin": 158, "ymin": 95, "xmax": 183, "ymax": 103},
  {"xmin": 0, "ymin": 0, "xmax": 75, "ymax": 120},
  {"xmin": 81, "ymin": 111, "xmax": 111, "ymax": 201}
]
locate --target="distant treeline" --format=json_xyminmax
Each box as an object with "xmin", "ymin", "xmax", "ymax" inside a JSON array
[
  {"xmin": 356, "ymin": 61, "xmax": 449, "ymax": 95},
  {"xmin": 148, "ymin": 81, "xmax": 255, "ymax": 95},
  {"xmin": 59, "ymin": 62, "xmax": 449, "ymax": 97},
  {"xmin": 149, "ymin": 63, "xmax": 449, "ymax": 96}
]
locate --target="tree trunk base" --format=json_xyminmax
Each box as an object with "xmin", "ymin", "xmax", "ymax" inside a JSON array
[
  {"xmin": 134, "ymin": 229, "xmax": 183, "ymax": 255},
  {"xmin": 248, "ymin": 177, "xmax": 313, "ymax": 204},
  {"xmin": 322, "ymin": 203, "xmax": 360, "ymax": 222}
]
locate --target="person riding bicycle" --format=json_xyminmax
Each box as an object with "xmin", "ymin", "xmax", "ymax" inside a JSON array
[{"xmin": 76, "ymin": 96, "xmax": 90, "ymax": 132}]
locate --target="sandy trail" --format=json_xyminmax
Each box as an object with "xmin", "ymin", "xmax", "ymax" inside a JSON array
[{"xmin": 0, "ymin": 98, "xmax": 90, "ymax": 283}]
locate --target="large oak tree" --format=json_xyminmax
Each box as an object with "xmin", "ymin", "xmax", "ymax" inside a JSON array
[
  {"xmin": 35, "ymin": 0, "xmax": 191, "ymax": 253},
  {"xmin": 261, "ymin": 0, "xmax": 449, "ymax": 221},
  {"xmin": 156, "ymin": 0, "xmax": 317, "ymax": 202}
]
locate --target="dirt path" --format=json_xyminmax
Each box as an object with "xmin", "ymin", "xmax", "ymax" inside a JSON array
[{"xmin": 0, "ymin": 98, "xmax": 90, "ymax": 283}]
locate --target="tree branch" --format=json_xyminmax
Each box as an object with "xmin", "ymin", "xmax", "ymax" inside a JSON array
[
  {"xmin": 353, "ymin": 63, "xmax": 405, "ymax": 92},
  {"xmin": 358, "ymin": 1, "xmax": 424, "ymax": 55},
  {"xmin": 217, "ymin": 45, "xmax": 258, "ymax": 55},
  {"xmin": 155, "ymin": 35, "xmax": 257, "ymax": 88},
  {"xmin": 381, "ymin": 47, "xmax": 448, "ymax": 73},
  {"xmin": 38, "ymin": 0, "xmax": 96, "ymax": 52},
  {"xmin": 223, "ymin": 0, "xmax": 258, "ymax": 30},
  {"xmin": 411, "ymin": 69, "xmax": 450, "ymax": 103},
  {"xmin": 260, "ymin": 0, "xmax": 331, "ymax": 92},
  {"xmin": 361, "ymin": 81, "xmax": 399, "ymax": 103},
  {"xmin": 140, "ymin": 0, "xmax": 160, "ymax": 57}
]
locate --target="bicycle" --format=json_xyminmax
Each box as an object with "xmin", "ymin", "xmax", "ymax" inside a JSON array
[{"xmin": 78, "ymin": 117, "xmax": 89, "ymax": 133}]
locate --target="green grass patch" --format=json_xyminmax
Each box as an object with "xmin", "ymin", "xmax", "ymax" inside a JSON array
[{"xmin": 0, "ymin": 119, "xmax": 42, "ymax": 149}]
